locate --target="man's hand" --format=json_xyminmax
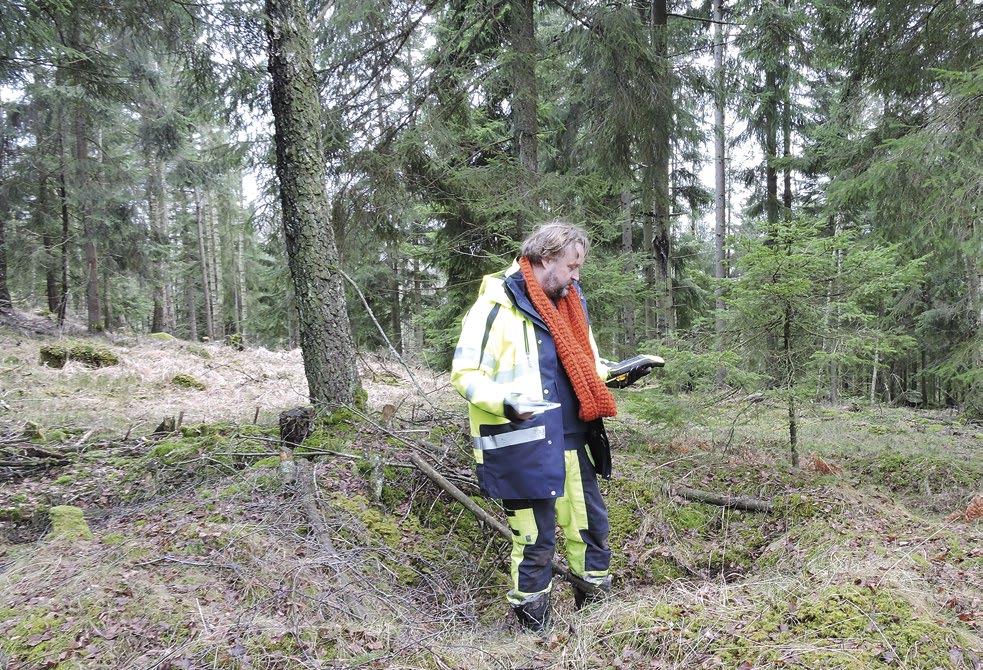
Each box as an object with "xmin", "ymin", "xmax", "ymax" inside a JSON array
[
  {"xmin": 605, "ymin": 354, "xmax": 665, "ymax": 389},
  {"xmin": 504, "ymin": 394, "xmax": 559, "ymax": 421},
  {"xmin": 505, "ymin": 396, "xmax": 532, "ymax": 421}
]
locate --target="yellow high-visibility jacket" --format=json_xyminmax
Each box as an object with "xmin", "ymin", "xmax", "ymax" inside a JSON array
[{"xmin": 451, "ymin": 261, "xmax": 609, "ymax": 499}]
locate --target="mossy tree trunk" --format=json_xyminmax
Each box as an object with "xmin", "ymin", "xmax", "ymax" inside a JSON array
[
  {"xmin": 511, "ymin": 0, "xmax": 538, "ymax": 240},
  {"xmin": 265, "ymin": 0, "xmax": 360, "ymax": 408},
  {"xmin": 0, "ymin": 111, "xmax": 10, "ymax": 313}
]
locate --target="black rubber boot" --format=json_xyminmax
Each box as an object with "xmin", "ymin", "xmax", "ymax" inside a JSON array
[
  {"xmin": 513, "ymin": 591, "xmax": 552, "ymax": 633},
  {"xmin": 570, "ymin": 574, "xmax": 611, "ymax": 610}
]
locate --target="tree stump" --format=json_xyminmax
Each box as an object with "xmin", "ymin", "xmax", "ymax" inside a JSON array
[{"xmin": 279, "ymin": 407, "xmax": 314, "ymax": 484}]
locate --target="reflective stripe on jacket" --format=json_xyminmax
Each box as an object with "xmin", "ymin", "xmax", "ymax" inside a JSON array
[{"xmin": 451, "ymin": 260, "xmax": 609, "ymax": 499}]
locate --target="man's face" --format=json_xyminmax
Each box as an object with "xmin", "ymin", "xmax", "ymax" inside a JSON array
[{"xmin": 537, "ymin": 244, "xmax": 585, "ymax": 301}]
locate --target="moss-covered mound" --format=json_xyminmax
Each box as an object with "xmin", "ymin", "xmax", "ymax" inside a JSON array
[
  {"xmin": 39, "ymin": 341, "xmax": 119, "ymax": 369},
  {"xmin": 171, "ymin": 373, "xmax": 206, "ymax": 390},
  {"xmin": 48, "ymin": 505, "xmax": 93, "ymax": 541}
]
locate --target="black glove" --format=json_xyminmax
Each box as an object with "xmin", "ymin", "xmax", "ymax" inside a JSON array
[{"xmin": 605, "ymin": 354, "xmax": 665, "ymax": 389}]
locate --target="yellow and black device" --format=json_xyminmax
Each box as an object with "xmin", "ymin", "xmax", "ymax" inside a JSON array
[{"xmin": 604, "ymin": 354, "xmax": 665, "ymax": 389}]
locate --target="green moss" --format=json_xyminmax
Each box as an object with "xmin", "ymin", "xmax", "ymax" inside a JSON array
[
  {"xmin": 776, "ymin": 493, "xmax": 819, "ymax": 520},
  {"xmin": 354, "ymin": 385, "xmax": 368, "ymax": 409},
  {"xmin": 251, "ymin": 456, "xmax": 280, "ymax": 468},
  {"xmin": 332, "ymin": 494, "xmax": 402, "ymax": 548},
  {"xmin": 48, "ymin": 505, "xmax": 92, "ymax": 541},
  {"xmin": 101, "ymin": 532, "xmax": 125, "ymax": 545},
  {"xmin": 39, "ymin": 341, "xmax": 119, "ymax": 369},
  {"xmin": 148, "ymin": 331, "xmax": 176, "ymax": 341},
  {"xmin": 667, "ymin": 504, "xmax": 711, "ymax": 530},
  {"xmin": 854, "ymin": 450, "xmax": 982, "ymax": 496},
  {"xmin": 712, "ymin": 586, "xmax": 969, "ymax": 669},
  {"xmin": 224, "ymin": 333, "xmax": 244, "ymax": 350},
  {"xmin": 54, "ymin": 473, "xmax": 75, "ymax": 485},
  {"xmin": 171, "ymin": 373, "xmax": 206, "ymax": 390},
  {"xmin": 186, "ymin": 344, "xmax": 211, "ymax": 359},
  {"xmin": 148, "ymin": 439, "xmax": 199, "ymax": 464},
  {"xmin": 0, "ymin": 506, "xmax": 29, "ymax": 522},
  {"xmin": 0, "ymin": 607, "xmax": 79, "ymax": 667}
]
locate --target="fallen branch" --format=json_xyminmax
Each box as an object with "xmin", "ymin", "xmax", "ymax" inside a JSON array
[
  {"xmin": 405, "ymin": 450, "xmax": 578, "ymax": 582},
  {"xmin": 294, "ymin": 458, "xmax": 366, "ymax": 618},
  {"xmin": 663, "ymin": 483, "xmax": 774, "ymax": 513}
]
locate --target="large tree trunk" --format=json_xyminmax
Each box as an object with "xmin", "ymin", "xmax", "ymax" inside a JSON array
[
  {"xmin": 511, "ymin": 0, "xmax": 538, "ymax": 240},
  {"xmin": 713, "ymin": 0, "xmax": 727, "ymax": 386},
  {"xmin": 0, "ymin": 113, "xmax": 11, "ymax": 313},
  {"xmin": 265, "ymin": 0, "xmax": 360, "ymax": 407}
]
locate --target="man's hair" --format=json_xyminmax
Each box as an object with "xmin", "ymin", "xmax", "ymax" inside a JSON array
[{"xmin": 520, "ymin": 221, "xmax": 590, "ymax": 265}]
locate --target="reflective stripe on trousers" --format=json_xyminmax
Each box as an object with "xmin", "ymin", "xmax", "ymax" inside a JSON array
[{"xmin": 502, "ymin": 442, "xmax": 611, "ymax": 606}]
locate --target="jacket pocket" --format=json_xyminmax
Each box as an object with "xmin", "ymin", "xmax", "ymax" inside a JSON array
[{"xmin": 476, "ymin": 414, "xmax": 561, "ymax": 499}]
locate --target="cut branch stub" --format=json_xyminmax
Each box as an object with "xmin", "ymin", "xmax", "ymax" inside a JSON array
[{"xmin": 279, "ymin": 406, "xmax": 314, "ymax": 484}]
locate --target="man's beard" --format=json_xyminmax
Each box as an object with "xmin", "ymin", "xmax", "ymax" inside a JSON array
[{"xmin": 543, "ymin": 272, "xmax": 569, "ymax": 301}]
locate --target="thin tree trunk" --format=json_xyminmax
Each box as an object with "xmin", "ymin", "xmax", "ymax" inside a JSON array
[
  {"xmin": 207, "ymin": 194, "xmax": 224, "ymax": 337},
  {"xmin": 74, "ymin": 109, "xmax": 100, "ymax": 331},
  {"xmin": 651, "ymin": 0, "xmax": 673, "ymax": 338},
  {"xmin": 57, "ymin": 122, "xmax": 70, "ymax": 327},
  {"xmin": 234, "ymin": 222, "xmax": 246, "ymax": 336},
  {"xmin": 765, "ymin": 68, "xmax": 780, "ymax": 227},
  {"xmin": 870, "ymin": 343, "xmax": 879, "ymax": 404},
  {"xmin": 388, "ymin": 235, "xmax": 403, "ymax": 355},
  {"xmin": 102, "ymin": 264, "xmax": 112, "ymax": 331},
  {"xmin": 148, "ymin": 158, "xmax": 166, "ymax": 332},
  {"xmin": 511, "ymin": 0, "xmax": 538, "ymax": 240},
  {"xmin": 185, "ymin": 275, "xmax": 198, "ymax": 342},
  {"xmin": 713, "ymin": 0, "xmax": 727, "ymax": 386},
  {"xmin": 642, "ymin": 185, "xmax": 656, "ymax": 339},
  {"xmin": 782, "ymin": 93, "xmax": 793, "ymax": 219},
  {"xmin": 619, "ymin": 189, "xmax": 636, "ymax": 356},
  {"xmin": 920, "ymin": 347, "xmax": 928, "ymax": 408},
  {"xmin": 34, "ymin": 105, "xmax": 60, "ymax": 314},
  {"xmin": 265, "ymin": 0, "xmax": 360, "ymax": 407},
  {"xmin": 784, "ymin": 300, "xmax": 798, "ymax": 467},
  {"xmin": 194, "ymin": 187, "xmax": 215, "ymax": 340}
]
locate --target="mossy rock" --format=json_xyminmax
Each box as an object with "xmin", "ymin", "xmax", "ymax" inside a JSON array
[
  {"xmin": 48, "ymin": 505, "xmax": 93, "ymax": 541},
  {"xmin": 171, "ymin": 373, "xmax": 206, "ymax": 390},
  {"xmin": 39, "ymin": 341, "xmax": 119, "ymax": 369},
  {"xmin": 148, "ymin": 331, "xmax": 177, "ymax": 341}
]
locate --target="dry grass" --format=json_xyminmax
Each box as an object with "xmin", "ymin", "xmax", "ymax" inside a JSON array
[{"xmin": 0, "ymin": 325, "xmax": 454, "ymax": 438}]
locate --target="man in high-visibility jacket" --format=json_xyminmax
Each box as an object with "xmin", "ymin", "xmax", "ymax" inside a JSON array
[{"xmin": 451, "ymin": 221, "xmax": 650, "ymax": 632}]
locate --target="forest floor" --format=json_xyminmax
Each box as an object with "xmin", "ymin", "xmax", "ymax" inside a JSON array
[{"xmin": 0, "ymin": 318, "xmax": 980, "ymax": 669}]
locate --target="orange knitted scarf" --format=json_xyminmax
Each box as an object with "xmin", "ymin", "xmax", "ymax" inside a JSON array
[{"xmin": 519, "ymin": 257, "xmax": 617, "ymax": 422}]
